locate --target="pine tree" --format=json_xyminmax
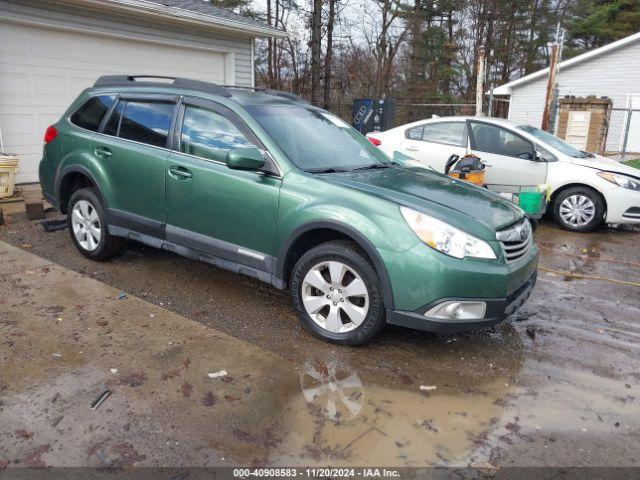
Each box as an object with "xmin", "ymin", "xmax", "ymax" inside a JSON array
[{"xmin": 567, "ymin": 0, "xmax": 640, "ymax": 51}]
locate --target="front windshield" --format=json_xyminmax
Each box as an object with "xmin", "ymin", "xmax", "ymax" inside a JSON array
[
  {"xmin": 517, "ymin": 124, "xmax": 591, "ymax": 158},
  {"xmin": 247, "ymin": 104, "xmax": 391, "ymax": 171}
]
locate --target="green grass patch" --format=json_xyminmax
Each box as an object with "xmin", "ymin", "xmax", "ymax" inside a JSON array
[{"xmin": 623, "ymin": 158, "xmax": 640, "ymax": 169}]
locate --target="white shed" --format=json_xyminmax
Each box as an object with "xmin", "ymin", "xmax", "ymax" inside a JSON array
[
  {"xmin": 494, "ymin": 32, "xmax": 640, "ymax": 155},
  {"xmin": 0, "ymin": 0, "xmax": 286, "ymax": 183}
]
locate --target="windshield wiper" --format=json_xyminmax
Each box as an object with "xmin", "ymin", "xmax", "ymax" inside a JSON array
[
  {"xmin": 305, "ymin": 167, "xmax": 350, "ymax": 174},
  {"xmin": 351, "ymin": 162, "xmax": 398, "ymax": 171},
  {"xmin": 306, "ymin": 162, "xmax": 398, "ymax": 174}
]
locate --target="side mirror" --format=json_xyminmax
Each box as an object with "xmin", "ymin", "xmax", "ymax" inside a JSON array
[
  {"xmin": 534, "ymin": 150, "xmax": 546, "ymax": 162},
  {"xmin": 226, "ymin": 147, "xmax": 265, "ymax": 171},
  {"xmin": 516, "ymin": 151, "xmax": 538, "ymax": 161}
]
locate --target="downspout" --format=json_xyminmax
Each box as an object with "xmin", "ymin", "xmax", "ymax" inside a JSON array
[{"xmin": 251, "ymin": 37, "xmax": 255, "ymax": 87}]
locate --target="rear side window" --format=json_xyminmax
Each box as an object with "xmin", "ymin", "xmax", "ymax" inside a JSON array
[
  {"xmin": 406, "ymin": 125, "xmax": 424, "ymax": 140},
  {"xmin": 422, "ymin": 122, "xmax": 465, "ymax": 146},
  {"xmin": 70, "ymin": 95, "xmax": 115, "ymax": 131},
  {"xmin": 180, "ymin": 106, "xmax": 254, "ymax": 162},
  {"xmin": 117, "ymin": 101, "xmax": 175, "ymax": 147}
]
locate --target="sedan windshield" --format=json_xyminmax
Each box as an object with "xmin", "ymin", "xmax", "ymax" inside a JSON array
[
  {"xmin": 247, "ymin": 104, "xmax": 391, "ymax": 171},
  {"xmin": 517, "ymin": 124, "xmax": 592, "ymax": 158}
]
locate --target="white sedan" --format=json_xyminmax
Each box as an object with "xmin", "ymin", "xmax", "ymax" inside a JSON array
[{"xmin": 368, "ymin": 116, "xmax": 640, "ymax": 231}]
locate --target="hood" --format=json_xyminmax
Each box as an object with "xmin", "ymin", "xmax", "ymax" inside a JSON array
[
  {"xmin": 570, "ymin": 155, "xmax": 640, "ymax": 178},
  {"xmin": 319, "ymin": 167, "xmax": 524, "ymax": 235}
]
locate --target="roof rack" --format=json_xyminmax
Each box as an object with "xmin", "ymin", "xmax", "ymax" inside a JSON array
[
  {"xmin": 265, "ymin": 89, "xmax": 305, "ymax": 102},
  {"xmin": 93, "ymin": 75, "xmax": 231, "ymax": 97},
  {"xmin": 93, "ymin": 76, "xmax": 307, "ymax": 103},
  {"xmin": 221, "ymin": 85, "xmax": 306, "ymax": 102}
]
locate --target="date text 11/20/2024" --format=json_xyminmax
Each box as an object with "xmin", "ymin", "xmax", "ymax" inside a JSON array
[{"xmin": 233, "ymin": 468, "xmax": 401, "ymax": 477}]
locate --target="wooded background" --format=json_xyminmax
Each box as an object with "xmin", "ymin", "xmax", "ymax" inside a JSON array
[{"xmin": 221, "ymin": 0, "xmax": 640, "ymax": 122}]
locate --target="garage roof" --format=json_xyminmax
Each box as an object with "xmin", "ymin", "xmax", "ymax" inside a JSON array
[
  {"xmin": 494, "ymin": 31, "xmax": 640, "ymax": 95},
  {"xmin": 84, "ymin": 0, "xmax": 288, "ymax": 38}
]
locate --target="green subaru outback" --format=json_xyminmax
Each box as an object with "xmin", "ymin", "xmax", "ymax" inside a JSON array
[{"xmin": 39, "ymin": 76, "xmax": 538, "ymax": 345}]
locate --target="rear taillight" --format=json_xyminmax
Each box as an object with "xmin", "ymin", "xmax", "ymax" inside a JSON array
[
  {"xmin": 44, "ymin": 125, "xmax": 58, "ymax": 143},
  {"xmin": 368, "ymin": 137, "xmax": 381, "ymax": 146}
]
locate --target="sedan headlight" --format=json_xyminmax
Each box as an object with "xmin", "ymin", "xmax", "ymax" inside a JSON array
[
  {"xmin": 597, "ymin": 171, "xmax": 640, "ymax": 192},
  {"xmin": 400, "ymin": 206, "xmax": 496, "ymax": 259}
]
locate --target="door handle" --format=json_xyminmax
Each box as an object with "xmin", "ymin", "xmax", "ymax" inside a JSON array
[
  {"xmin": 169, "ymin": 165, "xmax": 192, "ymax": 179},
  {"xmin": 405, "ymin": 146, "xmax": 419, "ymax": 152},
  {"xmin": 95, "ymin": 146, "xmax": 112, "ymax": 158}
]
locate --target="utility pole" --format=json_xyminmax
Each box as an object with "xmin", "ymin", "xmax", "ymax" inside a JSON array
[
  {"xmin": 475, "ymin": 47, "xmax": 485, "ymax": 116},
  {"xmin": 542, "ymin": 43, "xmax": 559, "ymax": 131},
  {"xmin": 542, "ymin": 24, "xmax": 564, "ymax": 132},
  {"xmin": 488, "ymin": 85, "xmax": 494, "ymax": 117}
]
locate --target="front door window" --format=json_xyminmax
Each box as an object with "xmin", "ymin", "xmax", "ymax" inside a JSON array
[
  {"xmin": 468, "ymin": 121, "xmax": 547, "ymax": 188},
  {"xmin": 469, "ymin": 122, "xmax": 535, "ymax": 160},
  {"xmin": 180, "ymin": 106, "xmax": 255, "ymax": 162}
]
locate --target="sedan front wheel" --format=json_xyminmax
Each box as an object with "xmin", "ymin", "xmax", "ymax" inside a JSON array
[{"xmin": 552, "ymin": 186, "xmax": 604, "ymax": 232}]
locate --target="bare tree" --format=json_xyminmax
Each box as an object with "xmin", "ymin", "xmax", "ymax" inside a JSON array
[
  {"xmin": 310, "ymin": 0, "xmax": 323, "ymax": 105},
  {"xmin": 252, "ymin": 0, "xmax": 583, "ymax": 123},
  {"xmin": 267, "ymin": 0, "xmax": 274, "ymax": 87},
  {"xmin": 323, "ymin": 0, "xmax": 337, "ymax": 109},
  {"xmin": 361, "ymin": 0, "xmax": 408, "ymax": 97}
]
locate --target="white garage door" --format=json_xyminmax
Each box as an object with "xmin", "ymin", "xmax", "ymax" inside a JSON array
[{"xmin": 0, "ymin": 20, "xmax": 228, "ymax": 183}]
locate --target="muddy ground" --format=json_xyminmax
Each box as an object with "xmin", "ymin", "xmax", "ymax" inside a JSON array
[{"xmin": 1, "ymin": 211, "xmax": 639, "ymax": 469}]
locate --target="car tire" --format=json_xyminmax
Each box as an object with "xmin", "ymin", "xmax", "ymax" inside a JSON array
[
  {"xmin": 290, "ymin": 240, "xmax": 386, "ymax": 346},
  {"xmin": 67, "ymin": 188, "xmax": 125, "ymax": 260},
  {"xmin": 552, "ymin": 186, "xmax": 604, "ymax": 232}
]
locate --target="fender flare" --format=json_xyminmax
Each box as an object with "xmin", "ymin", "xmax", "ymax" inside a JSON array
[
  {"xmin": 55, "ymin": 165, "xmax": 106, "ymax": 211},
  {"xmin": 275, "ymin": 220, "xmax": 395, "ymax": 310}
]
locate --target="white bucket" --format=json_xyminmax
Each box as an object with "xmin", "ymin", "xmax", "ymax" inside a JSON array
[{"xmin": 0, "ymin": 154, "xmax": 19, "ymax": 198}]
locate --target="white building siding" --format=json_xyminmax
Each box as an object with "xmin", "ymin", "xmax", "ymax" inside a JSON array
[
  {"xmin": 507, "ymin": 39, "xmax": 640, "ymax": 131},
  {"xmin": 0, "ymin": 0, "xmax": 257, "ymax": 182},
  {"xmin": 0, "ymin": 0, "xmax": 255, "ymax": 87},
  {"xmin": 507, "ymin": 81, "xmax": 548, "ymax": 127}
]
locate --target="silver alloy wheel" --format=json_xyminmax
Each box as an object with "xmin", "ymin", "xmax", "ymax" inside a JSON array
[
  {"xmin": 301, "ymin": 260, "xmax": 369, "ymax": 333},
  {"xmin": 71, "ymin": 199, "xmax": 101, "ymax": 251},
  {"xmin": 559, "ymin": 194, "xmax": 596, "ymax": 228}
]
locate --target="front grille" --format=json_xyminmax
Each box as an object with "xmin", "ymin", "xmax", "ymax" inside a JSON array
[{"xmin": 496, "ymin": 219, "xmax": 533, "ymax": 262}]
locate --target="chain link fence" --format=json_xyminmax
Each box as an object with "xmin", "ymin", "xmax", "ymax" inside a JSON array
[
  {"xmin": 396, "ymin": 103, "xmax": 475, "ymax": 125},
  {"xmin": 331, "ymin": 96, "xmax": 637, "ymax": 163},
  {"xmin": 605, "ymin": 107, "xmax": 640, "ymax": 161},
  {"xmin": 395, "ymin": 99, "xmax": 509, "ymax": 125},
  {"xmin": 331, "ymin": 98, "xmax": 508, "ymax": 130}
]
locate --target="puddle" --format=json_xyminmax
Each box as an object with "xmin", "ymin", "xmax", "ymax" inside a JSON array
[{"xmin": 270, "ymin": 357, "xmax": 514, "ymax": 467}]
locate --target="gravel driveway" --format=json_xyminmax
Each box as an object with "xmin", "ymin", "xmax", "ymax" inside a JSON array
[{"xmin": 1, "ymin": 212, "xmax": 639, "ymax": 468}]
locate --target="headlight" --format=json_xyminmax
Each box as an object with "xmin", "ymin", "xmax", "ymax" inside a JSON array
[
  {"xmin": 400, "ymin": 206, "xmax": 496, "ymax": 259},
  {"xmin": 597, "ymin": 171, "xmax": 640, "ymax": 191}
]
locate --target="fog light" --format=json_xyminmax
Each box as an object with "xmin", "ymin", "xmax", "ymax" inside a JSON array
[{"xmin": 425, "ymin": 301, "xmax": 486, "ymax": 320}]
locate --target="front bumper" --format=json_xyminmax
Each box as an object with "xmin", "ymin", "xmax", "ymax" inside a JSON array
[
  {"xmin": 386, "ymin": 272, "xmax": 537, "ymax": 333},
  {"xmin": 604, "ymin": 187, "xmax": 640, "ymax": 224}
]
